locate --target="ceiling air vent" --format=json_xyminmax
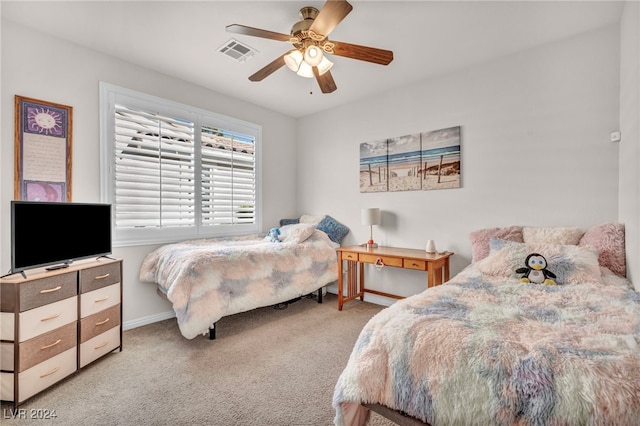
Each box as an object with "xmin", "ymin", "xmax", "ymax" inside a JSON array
[{"xmin": 219, "ymin": 39, "xmax": 258, "ymax": 62}]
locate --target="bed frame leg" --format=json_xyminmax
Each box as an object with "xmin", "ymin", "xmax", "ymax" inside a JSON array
[
  {"xmin": 317, "ymin": 288, "xmax": 323, "ymax": 304},
  {"xmin": 209, "ymin": 323, "xmax": 216, "ymax": 340}
]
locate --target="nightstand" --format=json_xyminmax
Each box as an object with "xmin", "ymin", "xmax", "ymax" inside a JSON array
[{"xmin": 335, "ymin": 245, "xmax": 453, "ymax": 310}]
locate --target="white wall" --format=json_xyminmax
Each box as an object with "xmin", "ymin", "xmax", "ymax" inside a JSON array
[
  {"xmin": 1, "ymin": 11, "xmax": 636, "ymax": 328},
  {"xmin": 0, "ymin": 20, "xmax": 298, "ymax": 328},
  {"xmin": 618, "ymin": 1, "xmax": 640, "ymax": 290},
  {"xmin": 297, "ymin": 25, "xmax": 622, "ymax": 303}
]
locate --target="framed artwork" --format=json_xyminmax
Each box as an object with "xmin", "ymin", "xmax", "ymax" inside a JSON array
[
  {"xmin": 14, "ymin": 95, "xmax": 73, "ymax": 202},
  {"xmin": 360, "ymin": 126, "xmax": 461, "ymax": 193}
]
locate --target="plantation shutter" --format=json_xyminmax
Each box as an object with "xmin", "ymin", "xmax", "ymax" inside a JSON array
[
  {"xmin": 101, "ymin": 82, "xmax": 261, "ymax": 246},
  {"xmin": 201, "ymin": 125, "xmax": 256, "ymax": 226},
  {"xmin": 114, "ymin": 105, "xmax": 196, "ymax": 229}
]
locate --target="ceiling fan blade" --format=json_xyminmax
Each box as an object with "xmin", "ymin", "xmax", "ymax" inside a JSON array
[
  {"xmin": 226, "ymin": 24, "xmax": 291, "ymax": 42},
  {"xmin": 329, "ymin": 40, "xmax": 394, "ymax": 65},
  {"xmin": 313, "ymin": 67, "xmax": 337, "ymax": 94},
  {"xmin": 248, "ymin": 54, "xmax": 287, "ymax": 82},
  {"xmin": 309, "ymin": 0, "xmax": 353, "ymax": 38}
]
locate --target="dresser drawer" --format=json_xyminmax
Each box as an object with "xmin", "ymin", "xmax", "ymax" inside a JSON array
[
  {"xmin": 80, "ymin": 283, "xmax": 120, "ymax": 318},
  {"xmin": 0, "ymin": 347, "xmax": 77, "ymax": 403},
  {"xmin": 359, "ymin": 254, "xmax": 403, "ymax": 267},
  {"xmin": 80, "ymin": 262, "xmax": 121, "ymax": 294},
  {"xmin": 404, "ymin": 259, "xmax": 426, "ymax": 270},
  {"xmin": 342, "ymin": 252, "xmax": 358, "ymax": 261},
  {"xmin": 80, "ymin": 304, "xmax": 120, "ymax": 343},
  {"xmin": 18, "ymin": 322, "xmax": 77, "ymax": 372},
  {"xmin": 7, "ymin": 272, "xmax": 77, "ymax": 312},
  {"xmin": 15, "ymin": 296, "xmax": 77, "ymax": 342},
  {"xmin": 80, "ymin": 326, "xmax": 120, "ymax": 368}
]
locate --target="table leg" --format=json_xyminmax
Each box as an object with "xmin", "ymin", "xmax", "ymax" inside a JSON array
[
  {"xmin": 444, "ymin": 258, "xmax": 450, "ymax": 282},
  {"xmin": 338, "ymin": 254, "xmax": 344, "ymax": 311},
  {"xmin": 359, "ymin": 262, "xmax": 365, "ymax": 301},
  {"xmin": 427, "ymin": 263, "xmax": 436, "ymax": 288}
]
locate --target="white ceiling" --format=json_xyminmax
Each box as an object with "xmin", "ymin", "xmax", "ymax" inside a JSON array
[{"xmin": 1, "ymin": 1, "xmax": 624, "ymax": 118}]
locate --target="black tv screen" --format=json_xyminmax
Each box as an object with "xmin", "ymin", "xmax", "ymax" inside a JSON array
[{"xmin": 11, "ymin": 201, "xmax": 112, "ymax": 273}]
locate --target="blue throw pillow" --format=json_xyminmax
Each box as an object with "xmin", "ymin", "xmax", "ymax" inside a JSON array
[
  {"xmin": 316, "ymin": 215, "xmax": 349, "ymax": 244},
  {"xmin": 279, "ymin": 218, "xmax": 300, "ymax": 227}
]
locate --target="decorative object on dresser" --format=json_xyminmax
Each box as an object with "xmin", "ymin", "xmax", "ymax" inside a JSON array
[
  {"xmin": 425, "ymin": 239, "xmax": 436, "ymax": 253},
  {"xmin": 0, "ymin": 258, "xmax": 123, "ymax": 408},
  {"xmin": 335, "ymin": 245, "xmax": 453, "ymax": 311},
  {"xmin": 360, "ymin": 208, "xmax": 381, "ymax": 248}
]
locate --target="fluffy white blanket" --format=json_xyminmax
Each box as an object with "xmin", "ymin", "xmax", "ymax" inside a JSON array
[
  {"xmin": 334, "ymin": 250, "xmax": 640, "ymax": 425},
  {"xmin": 139, "ymin": 231, "xmax": 338, "ymax": 338}
]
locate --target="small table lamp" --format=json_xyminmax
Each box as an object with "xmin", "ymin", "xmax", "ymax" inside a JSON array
[{"xmin": 361, "ymin": 208, "xmax": 381, "ymax": 248}]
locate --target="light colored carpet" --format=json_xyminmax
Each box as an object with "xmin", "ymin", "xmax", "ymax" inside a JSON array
[{"xmin": 1, "ymin": 293, "xmax": 396, "ymax": 426}]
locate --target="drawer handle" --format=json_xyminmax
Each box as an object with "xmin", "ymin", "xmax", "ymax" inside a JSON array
[
  {"xmin": 95, "ymin": 318, "xmax": 110, "ymax": 326},
  {"xmin": 375, "ymin": 257, "xmax": 385, "ymax": 271},
  {"xmin": 40, "ymin": 286, "xmax": 62, "ymax": 294},
  {"xmin": 40, "ymin": 313, "xmax": 61, "ymax": 322},
  {"xmin": 40, "ymin": 367, "xmax": 60, "ymax": 378},
  {"xmin": 95, "ymin": 296, "xmax": 109, "ymax": 302},
  {"xmin": 41, "ymin": 339, "xmax": 62, "ymax": 350},
  {"xmin": 411, "ymin": 262, "xmax": 419, "ymax": 267},
  {"xmin": 95, "ymin": 273, "xmax": 110, "ymax": 280},
  {"xmin": 94, "ymin": 341, "xmax": 109, "ymax": 349}
]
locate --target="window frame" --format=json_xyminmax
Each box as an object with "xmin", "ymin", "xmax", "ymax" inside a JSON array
[{"xmin": 99, "ymin": 82, "xmax": 262, "ymax": 247}]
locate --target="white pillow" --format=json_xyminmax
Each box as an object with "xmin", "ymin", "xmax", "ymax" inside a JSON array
[
  {"xmin": 299, "ymin": 214, "xmax": 325, "ymax": 226},
  {"xmin": 522, "ymin": 226, "xmax": 584, "ymax": 245},
  {"xmin": 278, "ymin": 223, "xmax": 316, "ymax": 243}
]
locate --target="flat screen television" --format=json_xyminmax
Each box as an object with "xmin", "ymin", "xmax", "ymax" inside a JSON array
[{"xmin": 11, "ymin": 201, "xmax": 112, "ymax": 274}]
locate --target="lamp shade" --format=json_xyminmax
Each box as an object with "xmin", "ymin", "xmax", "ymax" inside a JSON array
[
  {"xmin": 304, "ymin": 45, "xmax": 324, "ymax": 66},
  {"xmin": 296, "ymin": 61, "xmax": 315, "ymax": 78},
  {"xmin": 361, "ymin": 208, "xmax": 381, "ymax": 226},
  {"xmin": 316, "ymin": 56, "xmax": 334, "ymax": 76},
  {"xmin": 284, "ymin": 49, "xmax": 303, "ymax": 72}
]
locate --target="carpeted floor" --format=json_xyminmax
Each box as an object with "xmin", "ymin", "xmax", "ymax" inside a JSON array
[{"xmin": 1, "ymin": 293, "xmax": 396, "ymax": 426}]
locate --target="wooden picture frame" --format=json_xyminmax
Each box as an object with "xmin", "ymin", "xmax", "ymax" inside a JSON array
[{"xmin": 14, "ymin": 95, "xmax": 73, "ymax": 202}]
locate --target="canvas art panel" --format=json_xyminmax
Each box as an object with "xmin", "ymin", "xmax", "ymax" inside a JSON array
[
  {"xmin": 360, "ymin": 126, "xmax": 461, "ymax": 192},
  {"xmin": 359, "ymin": 139, "xmax": 388, "ymax": 192}
]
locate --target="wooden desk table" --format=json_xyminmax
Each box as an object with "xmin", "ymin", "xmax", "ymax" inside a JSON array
[{"xmin": 335, "ymin": 245, "xmax": 453, "ymax": 311}]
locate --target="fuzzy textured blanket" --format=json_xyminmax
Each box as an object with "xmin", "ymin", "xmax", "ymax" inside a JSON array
[
  {"xmin": 334, "ymin": 257, "xmax": 640, "ymax": 425},
  {"xmin": 139, "ymin": 230, "xmax": 338, "ymax": 339}
]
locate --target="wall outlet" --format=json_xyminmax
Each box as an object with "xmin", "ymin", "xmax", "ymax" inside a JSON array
[{"xmin": 611, "ymin": 131, "xmax": 622, "ymax": 142}]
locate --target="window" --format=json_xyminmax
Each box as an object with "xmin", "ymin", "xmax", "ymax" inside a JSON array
[{"xmin": 100, "ymin": 83, "xmax": 261, "ymax": 246}]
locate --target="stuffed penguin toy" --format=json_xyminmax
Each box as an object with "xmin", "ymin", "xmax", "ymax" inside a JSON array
[{"xmin": 516, "ymin": 253, "xmax": 556, "ymax": 285}]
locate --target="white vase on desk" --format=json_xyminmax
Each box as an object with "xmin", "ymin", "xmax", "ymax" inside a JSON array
[{"xmin": 426, "ymin": 240, "xmax": 437, "ymax": 254}]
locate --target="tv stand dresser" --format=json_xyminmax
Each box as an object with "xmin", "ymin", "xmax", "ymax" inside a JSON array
[{"xmin": 0, "ymin": 257, "xmax": 122, "ymax": 407}]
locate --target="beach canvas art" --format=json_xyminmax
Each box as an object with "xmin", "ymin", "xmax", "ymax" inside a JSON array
[
  {"xmin": 360, "ymin": 126, "xmax": 461, "ymax": 193},
  {"xmin": 360, "ymin": 139, "xmax": 388, "ymax": 192}
]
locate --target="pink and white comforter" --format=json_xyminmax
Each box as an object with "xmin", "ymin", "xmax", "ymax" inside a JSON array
[
  {"xmin": 139, "ymin": 230, "xmax": 338, "ymax": 339},
  {"xmin": 334, "ymin": 241, "xmax": 640, "ymax": 425}
]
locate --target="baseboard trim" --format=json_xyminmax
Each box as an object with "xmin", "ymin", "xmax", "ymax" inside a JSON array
[{"xmin": 123, "ymin": 311, "xmax": 176, "ymax": 331}]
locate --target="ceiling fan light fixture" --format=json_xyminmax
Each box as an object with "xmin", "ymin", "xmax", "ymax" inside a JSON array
[
  {"xmin": 303, "ymin": 44, "xmax": 324, "ymax": 66},
  {"xmin": 296, "ymin": 61, "xmax": 315, "ymax": 78},
  {"xmin": 284, "ymin": 49, "xmax": 303, "ymax": 72},
  {"xmin": 317, "ymin": 56, "xmax": 334, "ymax": 76}
]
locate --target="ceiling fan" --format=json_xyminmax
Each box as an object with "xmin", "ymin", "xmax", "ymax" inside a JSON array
[{"xmin": 226, "ymin": 0, "xmax": 394, "ymax": 94}]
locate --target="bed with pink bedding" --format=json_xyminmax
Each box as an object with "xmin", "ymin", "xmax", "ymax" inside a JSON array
[
  {"xmin": 139, "ymin": 223, "xmax": 339, "ymax": 339},
  {"xmin": 333, "ymin": 224, "xmax": 640, "ymax": 425}
]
